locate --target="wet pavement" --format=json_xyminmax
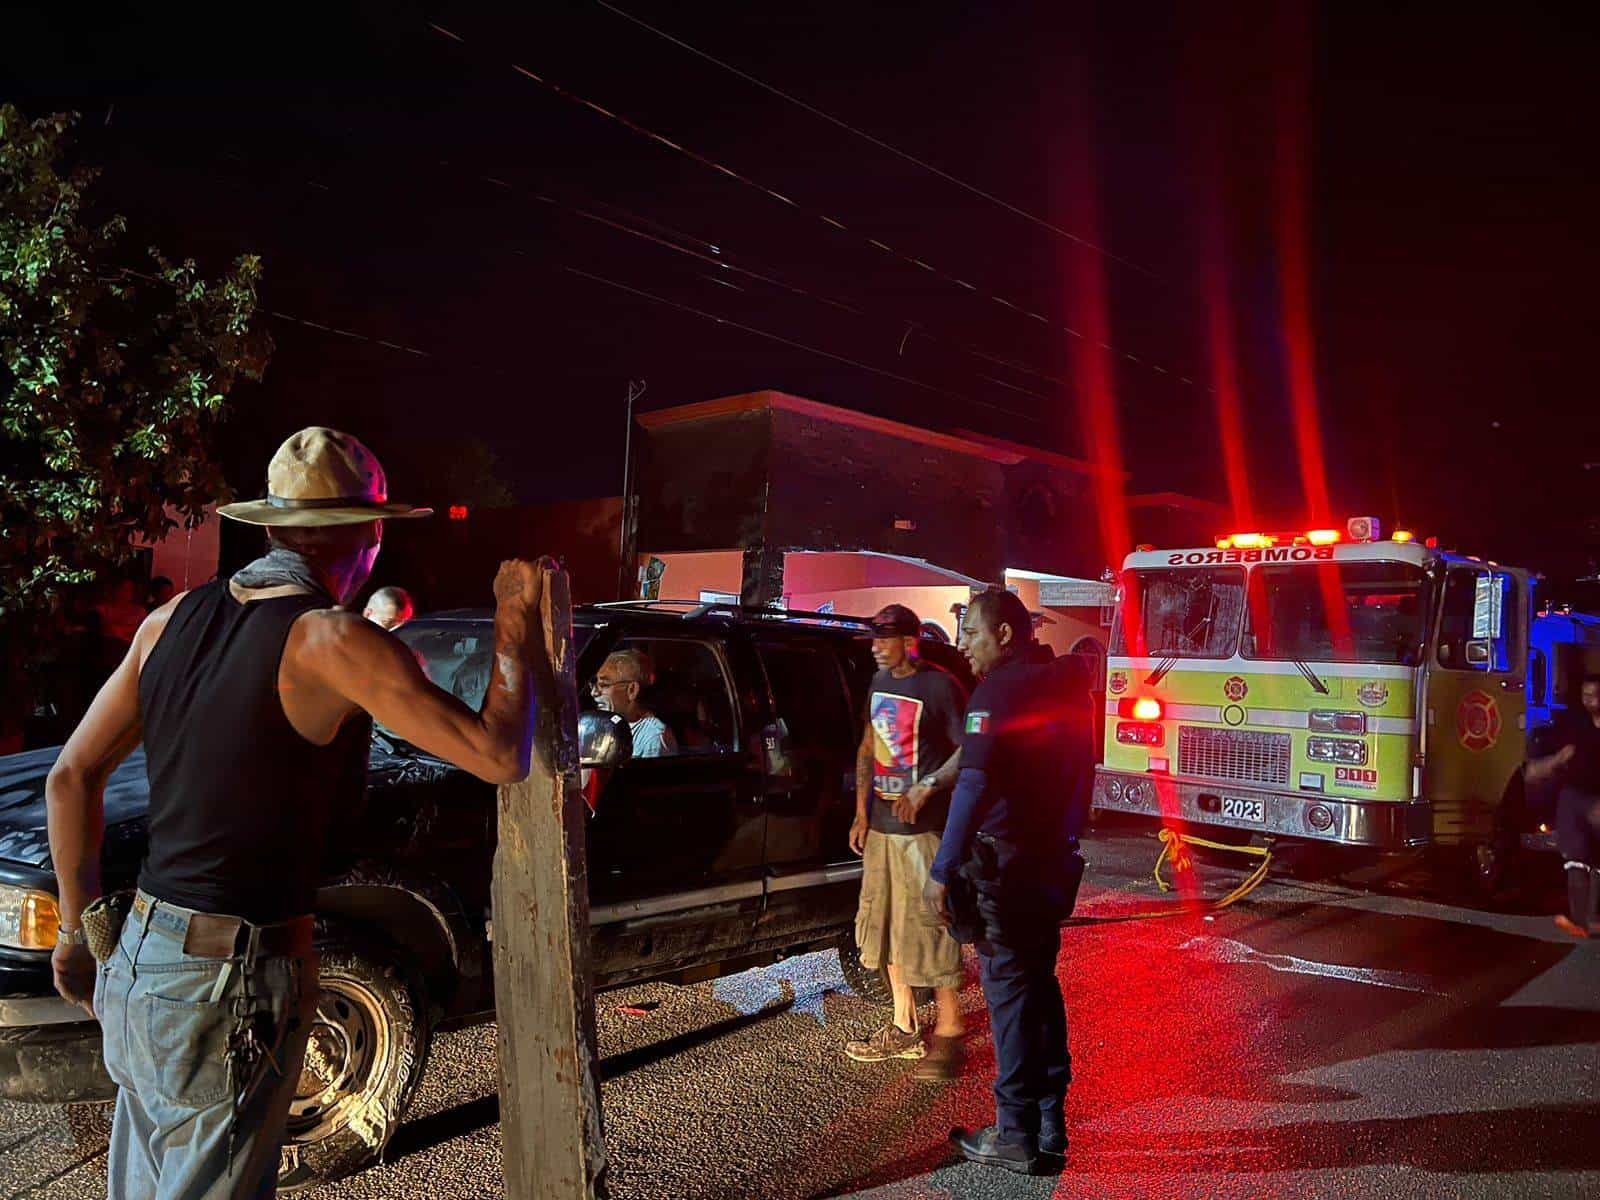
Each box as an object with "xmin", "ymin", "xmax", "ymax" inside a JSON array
[{"xmin": 2, "ymin": 826, "xmax": 1596, "ymax": 1198}]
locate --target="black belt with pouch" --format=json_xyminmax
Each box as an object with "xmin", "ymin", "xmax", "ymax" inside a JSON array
[{"xmin": 945, "ymin": 834, "xmax": 1086, "ymax": 946}]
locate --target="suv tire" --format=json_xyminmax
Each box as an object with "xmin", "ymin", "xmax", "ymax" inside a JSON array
[
  {"xmin": 836, "ymin": 941, "xmax": 932, "ymax": 1009},
  {"xmin": 277, "ymin": 929, "xmax": 430, "ymax": 1192}
]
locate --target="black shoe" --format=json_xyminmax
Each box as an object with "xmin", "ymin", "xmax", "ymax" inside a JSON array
[
  {"xmin": 950, "ymin": 1125, "xmax": 1038, "ymax": 1174},
  {"xmin": 1038, "ymin": 1129, "xmax": 1068, "ymax": 1159}
]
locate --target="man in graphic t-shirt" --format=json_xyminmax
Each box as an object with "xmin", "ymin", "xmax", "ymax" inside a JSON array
[{"xmin": 845, "ymin": 604, "xmax": 969, "ymax": 1078}]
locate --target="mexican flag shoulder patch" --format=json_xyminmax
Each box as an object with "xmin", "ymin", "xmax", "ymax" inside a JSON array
[{"xmin": 965, "ymin": 711, "xmax": 991, "ymax": 735}]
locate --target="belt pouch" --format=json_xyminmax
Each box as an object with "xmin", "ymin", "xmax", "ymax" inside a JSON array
[{"xmin": 81, "ymin": 890, "xmax": 134, "ymax": 963}]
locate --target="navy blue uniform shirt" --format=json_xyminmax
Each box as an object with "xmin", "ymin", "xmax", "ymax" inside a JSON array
[{"xmin": 930, "ymin": 644, "xmax": 1096, "ymax": 884}]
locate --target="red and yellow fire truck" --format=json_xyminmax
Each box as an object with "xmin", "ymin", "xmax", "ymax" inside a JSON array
[{"xmin": 1091, "ymin": 517, "xmax": 1598, "ymax": 893}]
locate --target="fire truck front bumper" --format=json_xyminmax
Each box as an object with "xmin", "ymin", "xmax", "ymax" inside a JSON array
[{"xmin": 1092, "ymin": 767, "xmax": 1432, "ymax": 849}]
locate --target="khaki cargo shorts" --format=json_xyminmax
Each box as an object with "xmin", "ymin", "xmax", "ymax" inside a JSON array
[{"xmin": 855, "ymin": 829, "xmax": 964, "ymax": 989}]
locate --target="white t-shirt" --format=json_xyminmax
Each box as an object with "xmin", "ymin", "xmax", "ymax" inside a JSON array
[{"xmin": 629, "ymin": 713, "xmax": 678, "ymax": 758}]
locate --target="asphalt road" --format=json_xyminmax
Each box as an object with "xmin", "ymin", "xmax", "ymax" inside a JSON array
[{"xmin": 3, "ymin": 828, "xmax": 1596, "ymax": 1199}]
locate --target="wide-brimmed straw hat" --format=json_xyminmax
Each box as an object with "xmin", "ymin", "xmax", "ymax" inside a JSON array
[{"xmin": 218, "ymin": 427, "xmax": 433, "ymax": 526}]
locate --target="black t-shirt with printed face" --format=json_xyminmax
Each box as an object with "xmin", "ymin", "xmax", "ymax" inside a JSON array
[{"xmin": 867, "ymin": 663, "xmax": 967, "ymax": 834}]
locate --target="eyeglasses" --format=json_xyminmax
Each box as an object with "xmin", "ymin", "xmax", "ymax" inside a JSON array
[{"xmin": 592, "ymin": 675, "xmax": 639, "ymax": 691}]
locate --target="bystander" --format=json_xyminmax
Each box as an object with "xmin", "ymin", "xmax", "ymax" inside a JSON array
[
  {"xmin": 1528, "ymin": 673, "xmax": 1600, "ymax": 936},
  {"xmin": 844, "ymin": 604, "xmax": 968, "ymax": 1077},
  {"xmin": 46, "ymin": 427, "xmax": 550, "ymax": 1198}
]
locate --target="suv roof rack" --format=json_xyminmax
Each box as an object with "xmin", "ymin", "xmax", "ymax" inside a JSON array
[{"xmin": 591, "ymin": 599, "xmax": 874, "ymax": 629}]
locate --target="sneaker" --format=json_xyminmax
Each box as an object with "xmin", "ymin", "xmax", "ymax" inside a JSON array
[
  {"xmin": 911, "ymin": 1034, "xmax": 965, "ymax": 1081},
  {"xmin": 844, "ymin": 1021, "xmax": 926, "ymax": 1062}
]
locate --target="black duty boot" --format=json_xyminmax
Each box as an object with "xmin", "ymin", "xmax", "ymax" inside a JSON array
[
  {"xmin": 950, "ymin": 1125, "xmax": 1038, "ymax": 1174},
  {"xmin": 1038, "ymin": 1126, "xmax": 1068, "ymax": 1160}
]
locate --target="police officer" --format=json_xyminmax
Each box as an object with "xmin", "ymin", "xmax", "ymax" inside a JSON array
[{"xmin": 923, "ymin": 586, "xmax": 1095, "ymax": 1174}]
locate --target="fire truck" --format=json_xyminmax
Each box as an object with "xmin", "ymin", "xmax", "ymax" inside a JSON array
[{"xmin": 1091, "ymin": 517, "xmax": 1600, "ymax": 894}]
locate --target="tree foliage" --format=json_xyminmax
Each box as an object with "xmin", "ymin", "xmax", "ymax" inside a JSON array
[{"xmin": 0, "ymin": 105, "xmax": 271, "ymax": 716}]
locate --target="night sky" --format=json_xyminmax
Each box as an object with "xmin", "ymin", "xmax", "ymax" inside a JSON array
[{"xmin": 5, "ymin": 3, "xmax": 1596, "ymax": 593}]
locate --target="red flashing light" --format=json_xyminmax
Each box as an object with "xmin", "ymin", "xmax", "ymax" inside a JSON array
[
  {"xmin": 1117, "ymin": 696, "xmax": 1164, "ymax": 721},
  {"xmin": 1223, "ymin": 532, "xmax": 1273, "ymax": 549},
  {"xmin": 1424, "ymin": 536, "xmax": 1439, "ymax": 549},
  {"xmin": 448, "ymin": 505, "xmax": 469, "ymax": 521},
  {"xmin": 1306, "ymin": 528, "xmax": 1342, "ymax": 546}
]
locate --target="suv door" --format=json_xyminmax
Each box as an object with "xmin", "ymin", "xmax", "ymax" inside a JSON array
[
  {"xmin": 580, "ymin": 627, "xmax": 767, "ymax": 935},
  {"xmin": 749, "ymin": 633, "xmax": 865, "ymax": 945}
]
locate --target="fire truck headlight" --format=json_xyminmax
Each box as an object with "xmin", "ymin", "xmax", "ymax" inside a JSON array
[
  {"xmin": 1309, "ymin": 711, "xmax": 1367, "ymax": 735},
  {"xmin": 1306, "ymin": 737, "xmax": 1369, "ymax": 765}
]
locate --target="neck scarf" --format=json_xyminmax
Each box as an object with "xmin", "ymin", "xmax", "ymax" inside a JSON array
[{"xmin": 230, "ymin": 546, "xmax": 336, "ymax": 605}]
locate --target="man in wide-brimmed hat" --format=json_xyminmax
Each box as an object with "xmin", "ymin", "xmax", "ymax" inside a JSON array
[{"xmin": 46, "ymin": 427, "xmax": 549, "ymax": 1199}]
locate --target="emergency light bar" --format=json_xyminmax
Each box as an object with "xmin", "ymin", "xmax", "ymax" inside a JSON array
[{"xmin": 1213, "ymin": 516, "xmax": 1393, "ymax": 550}]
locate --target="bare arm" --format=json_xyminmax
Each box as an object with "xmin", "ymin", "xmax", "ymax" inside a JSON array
[
  {"xmin": 47, "ymin": 603, "xmax": 171, "ymax": 929},
  {"xmin": 849, "ymin": 725, "xmax": 874, "ymax": 854},
  {"xmin": 1527, "ymin": 742, "xmax": 1576, "ymax": 785},
  {"xmin": 47, "ymin": 598, "xmax": 172, "ymax": 1013},
  {"xmin": 855, "ymin": 724, "xmax": 874, "ymax": 814},
  {"xmin": 304, "ymin": 560, "xmax": 550, "ymax": 785}
]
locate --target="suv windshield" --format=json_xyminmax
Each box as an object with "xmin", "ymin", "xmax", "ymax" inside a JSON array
[
  {"xmin": 382, "ymin": 622, "xmax": 596, "ymax": 741},
  {"xmin": 1243, "ymin": 561, "xmax": 1427, "ymax": 665},
  {"xmin": 1111, "ymin": 568, "xmax": 1245, "ymax": 658}
]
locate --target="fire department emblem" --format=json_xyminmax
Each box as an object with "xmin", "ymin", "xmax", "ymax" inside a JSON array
[
  {"xmin": 1357, "ymin": 681, "xmax": 1389, "ymax": 708},
  {"xmin": 1108, "ymin": 670, "xmax": 1128, "ymax": 695},
  {"xmin": 1456, "ymin": 690, "xmax": 1501, "ymax": 752},
  {"xmin": 1223, "ymin": 675, "xmax": 1248, "ymax": 702}
]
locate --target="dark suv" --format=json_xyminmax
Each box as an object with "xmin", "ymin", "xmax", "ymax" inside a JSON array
[{"xmin": 0, "ymin": 601, "xmax": 970, "ymax": 1190}]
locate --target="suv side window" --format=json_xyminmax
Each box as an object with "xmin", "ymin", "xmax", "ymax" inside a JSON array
[
  {"xmin": 613, "ymin": 637, "xmax": 738, "ymax": 756},
  {"xmin": 757, "ymin": 640, "xmax": 855, "ymax": 753}
]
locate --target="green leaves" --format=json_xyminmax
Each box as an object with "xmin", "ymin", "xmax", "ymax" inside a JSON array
[{"xmin": 0, "ymin": 105, "xmax": 273, "ymax": 722}]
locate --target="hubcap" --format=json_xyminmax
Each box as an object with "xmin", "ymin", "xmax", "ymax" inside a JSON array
[{"xmin": 286, "ymin": 977, "xmax": 389, "ymax": 1146}]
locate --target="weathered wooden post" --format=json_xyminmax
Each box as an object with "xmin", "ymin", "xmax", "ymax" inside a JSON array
[{"xmin": 493, "ymin": 563, "xmax": 607, "ymax": 1198}]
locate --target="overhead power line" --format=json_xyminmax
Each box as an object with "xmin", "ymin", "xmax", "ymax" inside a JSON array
[
  {"xmin": 564, "ymin": 265, "xmax": 1045, "ymax": 422},
  {"xmin": 197, "ymin": 142, "xmax": 1067, "ymax": 402},
  {"xmin": 590, "ymin": 0, "xmax": 1164, "ymax": 282},
  {"xmin": 425, "ymin": 21, "xmax": 1210, "ymax": 396}
]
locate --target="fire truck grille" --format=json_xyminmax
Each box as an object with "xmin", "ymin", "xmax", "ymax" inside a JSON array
[{"xmin": 1178, "ymin": 726, "xmax": 1292, "ymax": 786}]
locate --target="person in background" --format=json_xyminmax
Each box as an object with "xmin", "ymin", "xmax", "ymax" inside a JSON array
[
  {"xmin": 925, "ymin": 587, "xmax": 1095, "ymax": 1175},
  {"xmin": 362, "ymin": 585, "xmax": 415, "ymax": 631},
  {"xmin": 592, "ymin": 648, "xmax": 677, "ymax": 757},
  {"xmin": 47, "ymin": 427, "xmax": 549, "ymax": 1199},
  {"xmin": 844, "ymin": 604, "xmax": 968, "ymax": 1078},
  {"xmin": 1528, "ymin": 673, "xmax": 1600, "ymax": 936}
]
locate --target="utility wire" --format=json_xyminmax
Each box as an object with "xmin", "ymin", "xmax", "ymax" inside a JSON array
[
  {"xmin": 199, "ymin": 142, "xmax": 1071, "ymax": 400},
  {"xmin": 565, "ymin": 266, "xmax": 1044, "ymax": 422},
  {"xmin": 590, "ymin": 0, "xmax": 1164, "ymax": 282},
  {"xmin": 426, "ymin": 21, "xmax": 1209, "ymax": 395}
]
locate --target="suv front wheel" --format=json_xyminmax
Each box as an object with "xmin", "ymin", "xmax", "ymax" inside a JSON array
[{"xmin": 278, "ymin": 929, "xmax": 430, "ymax": 1192}]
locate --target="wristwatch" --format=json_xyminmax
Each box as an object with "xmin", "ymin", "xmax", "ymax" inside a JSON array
[{"xmin": 56, "ymin": 924, "xmax": 87, "ymax": 947}]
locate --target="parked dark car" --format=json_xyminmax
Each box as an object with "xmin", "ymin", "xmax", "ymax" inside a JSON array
[{"xmin": 0, "ymin": 601, "xmax": 971, "ymax": 1190}]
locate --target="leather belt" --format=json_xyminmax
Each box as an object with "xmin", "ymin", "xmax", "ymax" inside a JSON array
[{"xmin": 132, "ymin": 892, "xmax": 314, "ymax": 960}]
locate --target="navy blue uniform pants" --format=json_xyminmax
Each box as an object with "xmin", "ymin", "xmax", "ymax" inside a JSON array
[
  {"xmin": 977, "ymin": 919, "xmax": 1069, "ymax": 1142},
  {"xmin": 1556, "ymin": 786, "xmax": 1600, "ymax": 926}
]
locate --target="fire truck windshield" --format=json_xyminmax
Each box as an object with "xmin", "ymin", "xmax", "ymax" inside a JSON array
[
  {"xmin": 1111, "ymin": 567, "xmax": 1246, "ymax": 658},
  {"xmin": 1243, "ymin": 560, "xmax": 1428, "ymax": 666}
]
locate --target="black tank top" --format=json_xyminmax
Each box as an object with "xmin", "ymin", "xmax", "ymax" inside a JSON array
[{"xmin": 138, "ymin": 580, "xmax": 369, "ymax": 923}]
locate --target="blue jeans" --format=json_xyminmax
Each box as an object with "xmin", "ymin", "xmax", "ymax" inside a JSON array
[{"xmin": 95, "ymin": 894, "xmax": 317, "ymax": 1199}]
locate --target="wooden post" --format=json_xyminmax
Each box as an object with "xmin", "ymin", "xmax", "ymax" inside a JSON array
[{"xmin": 493, "ymin": 565, "xmax": 607, "ymax": 1198}]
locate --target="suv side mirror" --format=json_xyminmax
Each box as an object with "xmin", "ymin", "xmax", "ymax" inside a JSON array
[{"xmin": 579, "ymin": 711, "xmax": 633, "ymax": 768}]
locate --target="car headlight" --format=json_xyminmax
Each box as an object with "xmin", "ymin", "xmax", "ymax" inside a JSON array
[
  {"xmin": 1105, "ymin": 777, "xmax": 1125, "ymax": 803},
  {"xmin": 0, "ymin": 885, "xmax": 61, "ymax": 950}
]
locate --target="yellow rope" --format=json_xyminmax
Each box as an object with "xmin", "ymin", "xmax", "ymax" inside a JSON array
[{"xmin": 1066, "ymin": 828, "xmax": 1274, "ymax": 924}]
